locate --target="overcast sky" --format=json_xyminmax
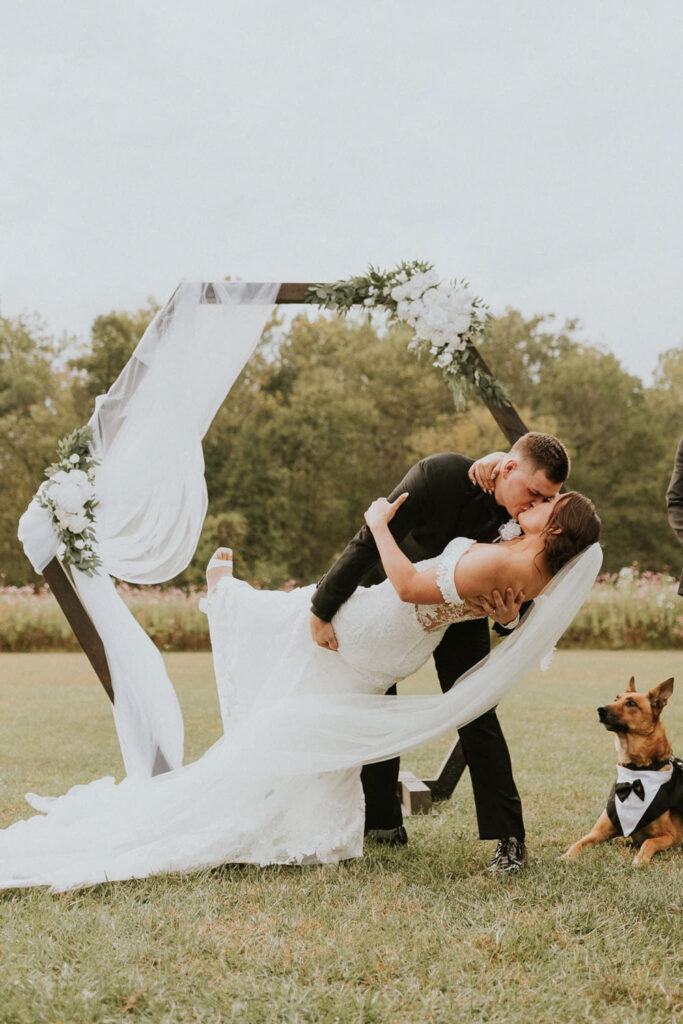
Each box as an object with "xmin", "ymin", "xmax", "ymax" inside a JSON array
[{"xmin": 1, "ymin": 0, "xmax": 681, "ymax": 383}]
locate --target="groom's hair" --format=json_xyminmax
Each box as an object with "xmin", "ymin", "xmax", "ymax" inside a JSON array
[{"xmin": 510, "ymin": 432, "xmax": 570, "ymax": 484}]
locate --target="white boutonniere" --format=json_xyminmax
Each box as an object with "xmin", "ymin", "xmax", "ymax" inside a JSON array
[{"xmin": 498, "ymin": 519, "xmax": 522, "ymax": 541}]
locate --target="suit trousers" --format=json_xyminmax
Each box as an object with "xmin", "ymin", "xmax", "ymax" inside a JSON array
[{"xmin": 361, "ymin": 617, "xmax": 526, "ymax": 840}]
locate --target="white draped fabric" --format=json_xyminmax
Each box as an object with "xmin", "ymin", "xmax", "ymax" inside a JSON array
[{"xmin": 18, "ymin": 282, "xmax": 280, "ymax": 776}]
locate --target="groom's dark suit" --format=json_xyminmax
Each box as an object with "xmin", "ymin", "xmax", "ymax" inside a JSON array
[{"xmin": 311, "ymin": 452, "xmax": 525, "ymax": 840}]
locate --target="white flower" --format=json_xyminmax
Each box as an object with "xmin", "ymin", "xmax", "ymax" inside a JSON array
[
  {"xmin": 448, "ymin": 312, "xmax": 472, "ymax": 336},
  {"xmin": 433, "ymin": 350, "xmax": 454, "ymax": 368},
  {"xmin": 396, "ymin": 271, "xmax": 408, "ymax": 283},
  {"xmin": 64, "ymin": 512, "xmax": 89, "ymax": 533},
  {"xmin": 51, "ymin": 482, "xmax": 87, "ymax": 514},
  {"xmin": 57, "ymin": 542, "xmax": 66, "ymax": 558},
  {"xmin": 74, "ymin": 539, "xmax": 86, "ymax": 549},
  {"xmin": 498, "ymin": 520, "xmax": 522, "ymax": 541},
  {"xmin": 391, "ymin": 284, "xmax": 408, "ymax": 302},
  {"xmin": 66, "ymin": 468, "xmax": 89, "ymax": 487},
  {"xmin": 363, "ymin": 297, "xmax": 374, "ymax": 306},
  {"xmin": 69, "ymin": 453, "xmax": 80, "ymax": 464},
  {"xmin": 420, "ymin": 305, "xmax": 449, "ymax": 330},
  {"xmin": 50, "ymin": 471, "xmax": 94, "ymax": 514},
  {"xmin": 414, "ymin": 319, "xmax": 432, "ymax": 341}
]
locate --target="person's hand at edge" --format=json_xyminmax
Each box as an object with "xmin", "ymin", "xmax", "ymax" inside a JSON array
[{"xmin": 310, "ymin": 612, "xmax": 339, "ymax": 651}]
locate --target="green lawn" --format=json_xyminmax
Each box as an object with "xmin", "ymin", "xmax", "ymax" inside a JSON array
[{"xmin": 1, "ymin": 650, "xmax": 682, "ymax": 1024}]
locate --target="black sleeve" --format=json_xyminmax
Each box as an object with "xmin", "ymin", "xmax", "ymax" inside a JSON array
[
  {"xmin": 666, "ymin": 436, "xmax": 683, "ymax": 545},
  {"xmin": 492, "ymin": 600, "xmax": 533, "ymax": 637},
  {"xmin": 310, "ymin": 459, "xmax": 432, "ymax": 622}
]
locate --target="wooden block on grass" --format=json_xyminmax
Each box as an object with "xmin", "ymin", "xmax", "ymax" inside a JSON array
[{"xmin": 397, "ymin": 771, "xmax": 432, "ymax": 815}]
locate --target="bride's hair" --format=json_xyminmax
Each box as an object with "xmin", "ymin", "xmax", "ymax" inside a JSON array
[{"xmin": 542, "ymin": 492, "xmax": 601, "ymax": 575}]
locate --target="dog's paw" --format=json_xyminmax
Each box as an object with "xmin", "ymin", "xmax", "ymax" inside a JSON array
[{"xmin": 560, "ymin": 847, "xmax": 579, "ymax": 861}]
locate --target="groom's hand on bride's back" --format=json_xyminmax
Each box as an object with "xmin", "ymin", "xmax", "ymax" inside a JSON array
[
  {"xmin": 310, "ymin": 613, "xmax": 339, "ymax": 651},
  {"xmin": 463, "ymin": 587, "xmax": 524, "ymax": 627}
]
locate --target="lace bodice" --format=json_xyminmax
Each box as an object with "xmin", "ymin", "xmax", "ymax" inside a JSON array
[
  {"xmin": 414, "ymin": 537, "xmax": 478, "ymax": 631},
  {"xmin": 331, "ymin": 536, "xmax": 481, "ymax": 686}
]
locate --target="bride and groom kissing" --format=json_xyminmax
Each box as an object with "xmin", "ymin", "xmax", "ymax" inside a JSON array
[
  {"xmin": 1, "ymin": 431, "xmax": 601, "ymax": 890},
  {"xmin": 306, "ymin": 431, "xmax": 599, "ymax": 873}
]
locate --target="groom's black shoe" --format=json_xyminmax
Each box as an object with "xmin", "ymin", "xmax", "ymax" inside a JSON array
[
  {"xmin": 364, "ymin": 826, "xmax": 408, "ymax": 846},
  {"xmin": 487, "ymin": 836, "xmax": 527, "ymax": 873}
]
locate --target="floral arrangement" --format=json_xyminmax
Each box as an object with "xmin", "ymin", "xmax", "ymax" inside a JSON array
[
  {"xmin": 37, "ymin": 426, "xmax": 102, "ymax": 575},
  {"xmin": 308, "ymin": 260, "xmax": 511, "ymax": 409}
]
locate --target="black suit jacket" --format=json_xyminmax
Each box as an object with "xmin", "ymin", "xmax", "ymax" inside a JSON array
[
  {"xmin": 666, "ymin": 436, "xmax": 683, "ymax": 596},
  {"xmin": 312, "ymin": 453, "xmax": 509, "ymax": 622}
]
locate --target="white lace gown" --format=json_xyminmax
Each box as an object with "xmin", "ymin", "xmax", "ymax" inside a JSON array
[{"xmin": 0, "ymin": 539, "xmax": 477, "ymax": 890}]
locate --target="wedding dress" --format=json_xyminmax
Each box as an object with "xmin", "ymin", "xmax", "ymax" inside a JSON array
[{"xmin": 0, "ymin": 536, "xmax": 600, "ymax": 891}]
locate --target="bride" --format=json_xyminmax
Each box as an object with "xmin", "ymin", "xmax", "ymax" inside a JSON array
[{"xmin": 0, "ymin": 484, "xmax": 600, "ymax": 891}]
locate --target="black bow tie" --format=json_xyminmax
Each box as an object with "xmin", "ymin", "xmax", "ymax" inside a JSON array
[{"xmin": 615, "ymin": 779, "xmax": 645, "ymax": 802}]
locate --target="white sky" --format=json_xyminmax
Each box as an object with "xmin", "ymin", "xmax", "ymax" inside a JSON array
[{"xmin": 1, "ymin": 0, "xmax": 681, "ymax": 383}]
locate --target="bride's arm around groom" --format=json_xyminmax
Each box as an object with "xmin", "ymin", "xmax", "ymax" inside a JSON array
[{"xmin": 308, "ymin": 434, "xmax": 570, "ymax": 871}]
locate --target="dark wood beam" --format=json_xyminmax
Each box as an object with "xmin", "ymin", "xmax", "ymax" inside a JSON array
[{"xmin": 43, "ymin": 557, "xmax": 114, "ymax": 703}]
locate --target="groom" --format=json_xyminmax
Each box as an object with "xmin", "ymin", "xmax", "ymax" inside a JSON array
[{"xmin": 310, "ymin": 432, "xmax": 570, "ymax": 872}]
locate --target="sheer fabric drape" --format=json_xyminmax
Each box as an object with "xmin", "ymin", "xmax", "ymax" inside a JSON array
[{"xmin": 18, "ymin": 282, "xmax": 280, "ymax": 775}]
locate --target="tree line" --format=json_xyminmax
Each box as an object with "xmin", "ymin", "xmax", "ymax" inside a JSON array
[{"xmin": 1, "ymin": 301, "xmax": 680, "ymax": 587}]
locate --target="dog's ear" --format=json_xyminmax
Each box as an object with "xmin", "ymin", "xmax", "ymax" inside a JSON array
[
  {"xmin": 647, "ymin": 678, "xmax": 674, "ymax": 715},
  {"xmin": 627, "ymin": 676, "xmax": 636, "ymax": 693}
]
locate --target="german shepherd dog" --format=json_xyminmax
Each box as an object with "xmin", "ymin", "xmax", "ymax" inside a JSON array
[{"xmin": 563, "ymin": 677, "xmax": 683, "ymax": 866}]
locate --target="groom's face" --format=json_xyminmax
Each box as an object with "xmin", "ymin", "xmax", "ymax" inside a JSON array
[{"xmin": 494, "ymin": 459, "xmax": 562, "ymax": 519}]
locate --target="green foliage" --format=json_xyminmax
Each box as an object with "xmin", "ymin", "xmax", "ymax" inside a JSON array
[
  {"xmin": 0, "ymin": 301, "xmax": 680, "ymax": 586},
  {"xmin": 308, "ymin": 259, "xmax": 433, "ymax": 314},
  {"xmin": 69, "ymin": 303, "xmax": 157, "ymax": 414},
  {"xmin": 197, "ymin": 314, "xmax": 454, "ymax": 583},
  {"xmin": 479, "ymin": 312, "xmax": 682, "ymax": 573},
  {"xmin": 0, "ymin": 315, "xmax": 82, "ymax": 584}
]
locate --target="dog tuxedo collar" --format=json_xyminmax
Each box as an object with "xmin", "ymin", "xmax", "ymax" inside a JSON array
[{"xmin": 606, "ymin": 761, "xmax": 683, "ymax": 837}]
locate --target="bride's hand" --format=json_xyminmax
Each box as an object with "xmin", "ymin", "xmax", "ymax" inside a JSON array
[
  {"xmin": 468, "ymin": 451, "xmax": 506, "ymax": 494},
  {"xmin": 364, "ymin": 493, "xmax": 408, "ymax": 531}
]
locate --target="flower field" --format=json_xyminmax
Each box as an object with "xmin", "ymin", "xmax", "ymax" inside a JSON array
[{"xmin": 0, "ymin": 565, "xmax": 681, "ymax": 653}]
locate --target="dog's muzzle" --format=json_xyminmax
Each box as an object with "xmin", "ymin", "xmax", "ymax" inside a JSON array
[{"xmin": 597, "ymin": 706, "xmax": 628, "ymax": 733}]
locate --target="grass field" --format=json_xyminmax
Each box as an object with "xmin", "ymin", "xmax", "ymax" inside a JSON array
[{"xmin": 1, "ymin": 650, "xmax": 682, "ymax": 1023}]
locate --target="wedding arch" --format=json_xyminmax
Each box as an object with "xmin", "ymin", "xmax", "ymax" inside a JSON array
[{"xmin": 20, "ymin": 275, "xmax": 534, "ymax": 806}]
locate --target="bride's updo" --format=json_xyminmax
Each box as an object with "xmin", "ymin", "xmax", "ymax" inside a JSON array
[{"xmin": 542, "ymin": 492, "xmax": 601, "ymax": 575}]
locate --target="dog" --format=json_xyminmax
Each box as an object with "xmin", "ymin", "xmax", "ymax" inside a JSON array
[{"xmin": 562, "ymin": 676, "xmax": 683, "ymax": 866}]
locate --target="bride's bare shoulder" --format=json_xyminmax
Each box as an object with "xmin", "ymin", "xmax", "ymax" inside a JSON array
[{"xmin": 454, "ymin": 542, "xmax": 533, "ymax": 599}]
